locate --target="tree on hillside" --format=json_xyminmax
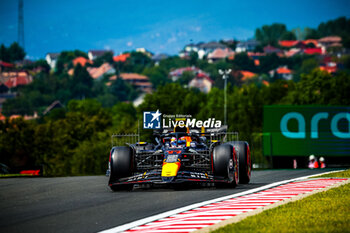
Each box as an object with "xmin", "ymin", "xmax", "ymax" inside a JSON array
[
  {"xmin": 0, "ymin": 118, "xmax": 36, "ymax": 169},
  {"xmin": 177, "ymin": 71, "xmax": 195, "ymax": 86},
  {"xmin": 111, "ymin": 102, "xmax": 137, "ymax": 131},
  {"xmin": 232, "ymin": 52, "xmax": 256, "ymax": 72},
  {"xmin": 138, "ymin": 83, "xmax": 199, "ymax": 116},
  {"xmin": 258, "ymin": 53, "xmax": 281, "ymax": 73},
  {"xmin": 159, "ymin": 56, "xmax": 190, "ymax": 71},
  {"xmin": 293, "ymin": 58, "xmax": 319, "ymax": 82},
  {"xmin": 317, "ymin": 17, "xmax": 350, "ymax": 48},
  {"xmin": 55, "ymin": 50, "xmax": 88, "ymax": 74},
  {"xmin": 304, "ymin": 27, "xmax": 320, "ymax": 39},
  {"xmin": 91, "ymin": 52, "xmax": 114, "ymax": 67},
  {"xmin": 142, "ymin": 66, "xmax": 170, "ymax": 88},
  {"xmin": 121, "ymin": 52, "xmax": 153, "ymax": 73},
  {"xmin": 0, "ymin": 42, "xmax": 25, "ymax": 62},
  {"xmin": 286, "ymin": 70, "xmax": 342, "ymax": 105},
  {"xmin": 280, "ymin": 31, "xmax": 297, "ymax": 40},
  {"xmin": 71, "ymin": 64, "xmax": 93, "ymax": 99},
  {"xmin": 317, "ymin": 17, "xmax": 350, "ymax": 38},
  {"xmin": 109, "ymin": 77, "xmax": 138, "ymax": 102},
  {"xmin": 255, "ymin": 23, "xmax": 289, "ymax": 46},
  {"xmin": 189, "ymin": 51, "xmax": 198, "ymax": 66},
  {"xmin": 0, "ymin": 44, "xmax": 9, "ymax": 62},
  {"xmin": 24, "ymin": 59, "xmax": 51, "ymax": 73},
  {"xmin": 302, "ymin": 17, "xmax": 350, "ymax": 48}
]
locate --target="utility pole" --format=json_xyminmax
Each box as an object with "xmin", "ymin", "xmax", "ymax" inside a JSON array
[
  {"xmin": 18, "ymin": 0, "xmax": 25, "ymax": 48},
  {"xmin": 218, "ymin": 69, "xmax": 231, "ymax": 126}
]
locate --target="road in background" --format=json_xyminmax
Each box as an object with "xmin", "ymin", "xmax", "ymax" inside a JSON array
[{"xmin": 0, "ymin": 169, "xmax": 337, "ymax": 233}]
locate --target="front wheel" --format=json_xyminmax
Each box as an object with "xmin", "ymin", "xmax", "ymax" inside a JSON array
[
  {"xmin": 108, "ymin": 146, "xmax": 134, "ymax": 191},
  {"xmin": 212, "ymin": 144, "xmax": 238, "ymax": 188},
  {"xmin": 230, "ymin": 141, "xmax": 251, "ymax": 184}
]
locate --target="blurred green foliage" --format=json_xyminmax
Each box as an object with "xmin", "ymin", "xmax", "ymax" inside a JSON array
[
  {"xmin": 2, "ymin": 17, "xmax": 350, "ymax": 176},
  {"xmin": 255, "ymin": 23, "xmax": 294, "ymax": 46},
  {"xmin": 1, "ymin": 69, "xmax": 349, "ymax": 176},
  {"xmin": 0, "ymin": 42, "xmax": 26, "ymax": 62},
  {"xmin": 255, "ymin": 17, "xmax": 350, "ymax": 48}
]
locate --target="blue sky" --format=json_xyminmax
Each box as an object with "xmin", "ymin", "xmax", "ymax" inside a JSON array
[{"xmin": 0, "ymin": 0, "xmax": 349, "ymax": 59}]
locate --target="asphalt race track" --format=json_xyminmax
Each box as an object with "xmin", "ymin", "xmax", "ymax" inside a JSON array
[{"xmin": 0, "ymin": 169, "xmax": 338, "ymax": 233}]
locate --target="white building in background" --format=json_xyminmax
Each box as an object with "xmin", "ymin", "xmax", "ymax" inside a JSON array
[
  {"xmin": 188, "ymin": 73, "xmax": 214, "ymax": 93},
  {"xmin": 88, "ymin": 50, "xmax": 113, "ymax": 60},
  {"xmin": 180, "ymin": 41, "xmax": 227, "ymax": 59},
  {"xmin": 45, "ymin": 53, "xmax": 60, "ymax": 70},
  {"xmin": 235, "ymin": 40, "xmax": 260, "ymax": 53}
]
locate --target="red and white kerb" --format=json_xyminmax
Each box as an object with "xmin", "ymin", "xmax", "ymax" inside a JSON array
[{"xmin": 125, "ymin": 179, "xmax": 347, "ymax": 233}]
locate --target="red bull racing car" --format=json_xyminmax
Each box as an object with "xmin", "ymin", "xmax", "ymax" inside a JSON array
[{"xmin": 107, "ymin": 126, "xmax": 251, "ymax": 191}]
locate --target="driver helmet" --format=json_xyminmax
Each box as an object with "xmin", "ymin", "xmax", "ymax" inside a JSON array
[
  {"xmin": 170, "ymin": 137, "xmax": 177, "ymax": 147},
  {"xmin": 177, "ymin": 136, "xmax": 186, "ymax": 146},
  {"xmin": 319, "ymin": 157, "xmax": 325, "ymax": 162},
  {"xmin": 309, "ymin": 155, "xmax": 316, "ymax": 161},
  {"xmin": 170, "ymin": 136, "xmax": 187, "ymax": 147}
]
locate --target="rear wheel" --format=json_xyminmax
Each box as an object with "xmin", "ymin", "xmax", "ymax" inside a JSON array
[
  {"xmin": 212, "ymin": 144, "xmax": 238, "ymax": 188},
  {"xmin": 108, "ymin": 146, "xmax": 134, "ymax": 191},
  {"xmin": 230, "ymin": 141, "xmax": 251, "ymax": 184}
]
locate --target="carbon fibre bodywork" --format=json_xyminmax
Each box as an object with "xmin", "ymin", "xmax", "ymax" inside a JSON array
[{"xmin": 108, "ymin": 128, "xmax": 242, "ymax": 189}]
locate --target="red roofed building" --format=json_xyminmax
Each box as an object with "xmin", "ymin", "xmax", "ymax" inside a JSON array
[
  {"xmin": 188, "ymin": 73, "xmax": 214, "ymax": 93},
  {"xmin": 279, "ymin": 40, "xmax": 298, "ymax": 47},
  {"xmin": 279, "ymin": 40, "xmax": 305, "ymax": 48},
  {"xmin": 87, "ymin": 63, "xmax": 115, "ymax": 80},
  {"xmin": 303, "ymin": 39, "xmax": 319, "ymax": 47},
  {"xmin": 110, "ymin": 73, "xmax": 152, "ymax": 93},
  {"xmin": 73, "ymin": 57, "xmax": 92, "ymax": 67},
  {"xmin": 320, "ymin": 66, "xmax": 337, "ymax": 74},
  {"xmin": 304, "ymin": 48, "xmax": 323, "ymax": 55},
  {"xmin": 1, "ymin": 112, "xmax": 38, "ymax": 121},
  {"xmin": 169, "ymin": 67, "xmax": 210, "ymax": 82},
  {"xmin": 318, "ymin": 36, "xmax": 342, "ymax": 48},
  {"xmin": 277, "ymin": 67, "xmax": 292, "ymax": 74},
  {"xmin": 264, "ymin": 45, "xmax": 282, "ymax": 54},
  {"xmin": 0, "ymin": 113, "xmax": 5, "ymax": 121},
  {"xmin": 262, "ymin": 80, "xmax": 270, "ymax": 86},
  {"xmin": 0, "ymin": 61, "xmax": 14, "ymax": 68},
  {"xmin": 320, "ymin": 61, "xmax": 337, "ymax": 74},
  {"xmin": 207, "ymin": 48, "xmax": 234, "ymax": 63},
  {"xmin": 284, "ymin": 48, "xmax": 302, "ymax": 57},
  {"xmin": 113, "ymin": 53, "xmax": 130, "ymax": 62},
  {"xmin": 0, "ymin": 71, "xmax": 33, "ymax": 88},
  {"xmin": 269, "ymin": 66, "xmax": 293, "ymax": 80},
  {"xmin": 240, "ymin": 70, "xmax": 256, "ymax": 81}
]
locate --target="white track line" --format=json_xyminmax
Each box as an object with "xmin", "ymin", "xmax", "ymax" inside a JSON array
[{"xmin": 98, "ymin": 170, "xmax": 344, "ymax": 233}]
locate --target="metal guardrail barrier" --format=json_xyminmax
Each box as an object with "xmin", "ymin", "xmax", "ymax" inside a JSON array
[
  {"xmin": 111, "ymin": 134, "xmax": 139, "ymax": 147},
  {"xmin": 209, "ymin": 131, "xmax": 239, "ymax": 143}
]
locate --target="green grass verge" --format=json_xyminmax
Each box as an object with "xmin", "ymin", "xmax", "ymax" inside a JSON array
[
  {"xmin": 213, "ymin": 171, "xmax": 350, "ymax": 233},
  {"xmin": 315, "ymin": 169, "xmax": 350, "ymax": 178},
  {"xmin": 0, "ymin": 174, "xmax": 36, "ymax": 178}
]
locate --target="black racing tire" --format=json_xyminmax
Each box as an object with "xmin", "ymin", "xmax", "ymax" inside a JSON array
[
  {"xmin": 230, "ymin": 141, "xmax": 251, "ymax": 184},
  {"xmin": 108, "ymin": 146, "xmax": 134, "ymax": 191},
  {"xmin": 212, "ymin": 144, "xmax": 238, "ymax": 188}
]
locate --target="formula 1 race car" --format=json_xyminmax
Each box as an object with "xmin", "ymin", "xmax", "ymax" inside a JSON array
[{"xmin": 107, "ymin": 126, "xmax": 251, "ymax": 191}]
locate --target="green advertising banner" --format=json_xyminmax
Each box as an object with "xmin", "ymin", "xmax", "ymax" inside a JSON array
[{"xmin": 263, "ymin": 105, "xmax": 350, "ymax": 157}]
